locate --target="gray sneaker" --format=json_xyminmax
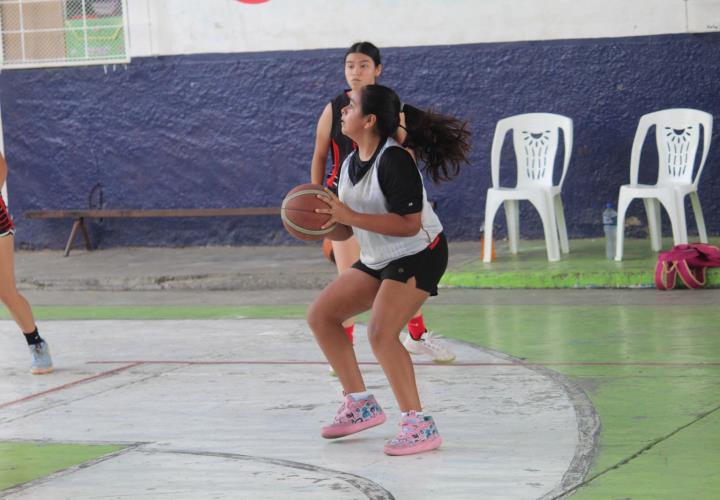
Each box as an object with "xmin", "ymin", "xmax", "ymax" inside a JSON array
[{"xmin": 29, "ymin": 341, "xmax": 53, "ymax": 374}]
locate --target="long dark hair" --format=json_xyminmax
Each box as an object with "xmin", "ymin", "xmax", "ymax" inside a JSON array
[
  {"xmin": 345, "ymin": 41, "xmax": 381, "ymax": 66},
  {"xmin": 360, "ymin": 84, "xmax": 470, "ymax": 184}
]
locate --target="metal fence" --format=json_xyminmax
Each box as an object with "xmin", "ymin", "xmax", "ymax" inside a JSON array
[{"xmin": 0, "ymin": 0, "xmax": 129, "ymax": 69}]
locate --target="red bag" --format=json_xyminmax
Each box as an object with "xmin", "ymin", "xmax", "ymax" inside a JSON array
[{"xmin": 655, "ymin": 243, "xmax": 720, "ymax": 290}]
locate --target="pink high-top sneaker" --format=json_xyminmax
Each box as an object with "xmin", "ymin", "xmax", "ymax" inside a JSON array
[
  {"xmin": 321, "ymin": 394, "xmax": 386, "ymax": 439},
  {"xmin": 384, "ymin": 411, "xmax": 442, "ymax": 456}
]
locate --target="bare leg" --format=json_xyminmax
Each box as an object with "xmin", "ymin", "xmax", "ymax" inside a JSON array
[
  {"xmin": 0, "ymin": 235, "xmax": 36, "ymax": 333},
  {"xmin": 368, "ymin": 278, "xmax": 429, "ymax": 411},
  {"xmin": 331, "ymin": 236, "xmax": 361, "ymax": 329},
  {"xmin": 307, "ymin": 268, "xmax": 379, "ymax": 393},
  {"xmin": 333, "ymin": 237, "xmax": 426, "ymax": 332}
]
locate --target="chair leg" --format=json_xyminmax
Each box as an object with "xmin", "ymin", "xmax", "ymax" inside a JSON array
[
  {"xmin": 504, "ymin": 200, "xmax": 520, "ymax": 255},
  {"xmin": 554, "ymin": 195, "xmax": 569, "ymax": 254},
  {"xmin": 689, "ymin": 192, "xmax": 708, "ymax": 243},
  {"xmin": 642, "ymin": 198, "xmax": 662, "ymax": 252},
  {"xmin": 528, "ymin": 194, "xmax": 560, "ymax": 262},
  {"xmin": 666, "ymin": 192, "xmax": 688, "ymax": 245},
  {"xmin": 483, "ymin": 193, "xmax": 503, "ymax": 263},
  {"xmin": 614, "ymin": 189, "xmax": 630, "ymax": 261}
]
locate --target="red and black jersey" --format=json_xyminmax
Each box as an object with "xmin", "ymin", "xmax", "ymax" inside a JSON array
[
  {"xmin": 326, "ymin": 91, "xmax": 356, "ymax": 191},
  {"xmin": 0, "ymin": 196, "xmax": 15, "ymax": 235}
]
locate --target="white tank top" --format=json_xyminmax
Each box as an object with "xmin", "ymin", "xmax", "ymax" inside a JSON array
[{"xmin": 338, "ymin": 138, "xmax": 443, "ymax": 270}]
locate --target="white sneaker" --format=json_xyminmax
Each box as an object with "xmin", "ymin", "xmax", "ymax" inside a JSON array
[
  {"xmin": 403, "ymin": 331, "xmax": 456, "ymax": 364},
  {"xmin": 29, "ymin": 340, "xmax": 54, "ymax": 374}
]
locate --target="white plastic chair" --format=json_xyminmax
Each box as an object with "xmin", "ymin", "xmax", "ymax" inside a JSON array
[
  {"xmin": 614, "ymin": 109, "xmax": 713, "ymax": 261},
  {"xmin": 483, "ymin": 113, "xmax": 573, "ymax": 262}
]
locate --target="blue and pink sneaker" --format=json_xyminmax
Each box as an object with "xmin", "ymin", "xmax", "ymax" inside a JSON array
[
  {"xmin": 321, "ymin": 394, "xmax": 387, "ymax": 439},
  {"xmin": 384, "ymin": 411, "xmax": 442, "ymax": 456}
]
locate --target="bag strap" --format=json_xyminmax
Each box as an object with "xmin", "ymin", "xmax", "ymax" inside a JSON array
[
  {"xmin": 676, "ymin": 260, "xmax": 706, "ymax": 289},
  {"xmin": 655, "ymin": 260, "xmax": 677, "ymax": 291}
]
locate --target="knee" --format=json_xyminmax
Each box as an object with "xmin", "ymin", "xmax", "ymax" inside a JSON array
[
  {"xmin": 306, "ymin": 300, "xmax": 322, "ymax": 332},
  {"xmin": 0, "ymin": 287, "xmax": 17, "ymax": 305},
  {"xmin": 306, "ymin": 299, "xmax": 335, "ymax": 333},
  {"xmin": 366, "ymin": 323, "xmax": 395, "ymax": 353}
]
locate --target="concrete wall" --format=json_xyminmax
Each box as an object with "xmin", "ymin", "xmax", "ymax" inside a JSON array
[
  {"xmin": 1, "ymin": 1, "xmax": 719, "ymax": 248},
  {"xmin": 2, "ymin": 32, "xmax": 719, "ymax": 249}
]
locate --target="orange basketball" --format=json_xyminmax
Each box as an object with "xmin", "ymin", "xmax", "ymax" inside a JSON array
[{"xmin": 281, "ymin": 183, "xmax": 335, "ymax": 241}]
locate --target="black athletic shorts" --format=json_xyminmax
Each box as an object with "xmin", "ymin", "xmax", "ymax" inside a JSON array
[{"xmin": 352, "ymin": 233, "xmax": 448, "ymax": 296}]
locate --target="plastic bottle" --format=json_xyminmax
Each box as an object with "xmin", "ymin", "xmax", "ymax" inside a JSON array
[{"xmin": 602, "ymin": 202, "xmax": 618, "ymax": 260}]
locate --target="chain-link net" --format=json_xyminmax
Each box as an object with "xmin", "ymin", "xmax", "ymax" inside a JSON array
[{"xmin": 0, "ymin": 0, "xmax": 128, "ymax": 68}]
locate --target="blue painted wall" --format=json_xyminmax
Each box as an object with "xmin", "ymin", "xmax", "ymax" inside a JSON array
[{"xmin": 2, "ymin": 32, "xmax": 719, "ymax": 249}]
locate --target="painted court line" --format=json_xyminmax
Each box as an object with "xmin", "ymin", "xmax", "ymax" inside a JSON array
[
  {"xmin": 550, "ymin": 403, "xmax": 720, "ymax": 499},
  {"xmin": 0, "ymin": 362, "xmax": 143, "ymax": 411},
  {"xmin": 151, "ymin": 449, "xmax": 396, "ymax": 500},
  {"xmin": 84, "ymin": 360, "xmax": 720, "ymax": 367},
  {"xmin": 5, "ymin": 357, "xmax": 711, "ymax": 412}
]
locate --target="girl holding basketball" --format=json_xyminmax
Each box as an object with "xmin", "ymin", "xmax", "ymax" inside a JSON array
[
  {"xmin": 0, "ymin": 153, "xmax": 53, "ymax": 374},
  {"xmin": 310, "ymin": 41, "xmax": 455, "ymax": 364},
  {"xmin": 307, "ymin": 84, "xmax": 469, "ymax": 455}
]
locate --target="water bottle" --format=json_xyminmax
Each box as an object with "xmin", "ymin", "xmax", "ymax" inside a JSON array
[{"xmin": 602, "ymin": 203, "xmax": 618, "ymax": 260}]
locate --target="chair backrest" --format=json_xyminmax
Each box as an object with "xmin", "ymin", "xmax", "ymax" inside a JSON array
[
  {"xmin": 629, "ymin": 108, "xmax": 713, "ymax": 186},
  {"xmin": 491, "ymin": 113, "xmax": 573, "ymax": 189}
]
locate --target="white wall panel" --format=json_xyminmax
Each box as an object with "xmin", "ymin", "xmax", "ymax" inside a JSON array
[
  {"xmin": 121, "ymin": 0, "xmax": 720, "ymax": 57},
  {"xmin": 127, "ymin": 0, "xmax": 153, "ymax": 57},
  {"xmin": 688, "ymin": 0, "xmax": 720, "ymax": 32}
]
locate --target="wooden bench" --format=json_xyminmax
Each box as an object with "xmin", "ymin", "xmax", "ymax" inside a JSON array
[{"xmin": 25, "ymin": 207, "xmax": 281, "ymax": 256}]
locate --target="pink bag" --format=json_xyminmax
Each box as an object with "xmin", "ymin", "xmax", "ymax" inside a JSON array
[{"xmin": 655, "ymin": 243, "xmax": 720, "ymax": 290}]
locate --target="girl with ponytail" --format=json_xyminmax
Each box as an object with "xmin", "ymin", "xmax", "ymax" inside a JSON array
[
  {"xmin": 310, "ymin": 41, "xmax": 458, "ymax": 366},
  {"xmin": 306, "ymin": 84, "xmax": 469, "ymax": 456}
]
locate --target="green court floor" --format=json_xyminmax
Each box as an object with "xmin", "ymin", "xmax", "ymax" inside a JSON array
[
  {"xmin": 423, "ymin": 304, "xmax": 720, "ymax": 499},
  {"xmin": 0, "ymin": 442, "xmax": 124, "ymax": 491},
  {"xmin": 2, "ymin": 302, "xmax": 718, "ymax": 498},
  {"xmin": 442, "ymin": 237, "xmax": 720, "ymax": 288}
]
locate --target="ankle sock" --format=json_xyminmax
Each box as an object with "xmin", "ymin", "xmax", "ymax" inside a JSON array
[
  {"xmin": 407, "ymin": 315, "xmax": 427, "ymax": 341},
  {"xmin": 23, "ymin": 328, "xmax": 43, "ymax": 346},
  {"xmin": 348, "ymin": 391, "xmax": 371, "ymax": 401},
  {"xmin": 344, "ymin": 324, "xmax": 354, "ymax": 343}
]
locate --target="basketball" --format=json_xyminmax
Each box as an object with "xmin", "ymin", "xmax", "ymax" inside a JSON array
[{"xmin": 281, "ymin": 183, "xmax": 335, "ymax": 241}]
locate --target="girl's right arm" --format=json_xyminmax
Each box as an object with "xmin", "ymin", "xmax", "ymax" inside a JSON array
[{"xmin": 310, "ymin": 103, "xmax": 333, "ymax": 186}]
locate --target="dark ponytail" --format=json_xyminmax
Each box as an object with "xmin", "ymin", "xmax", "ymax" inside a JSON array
[
  {"xmin": 359, "ymin": 84, "xmax": 470, "ymax": 184},
  {"xmin": 402, "ymin": 104, "xmax": 471, "ymax": 184}
]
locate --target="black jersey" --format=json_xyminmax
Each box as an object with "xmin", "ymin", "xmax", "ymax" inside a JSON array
[{"xmin": 326, "ymin": 91, "xmax": 356, "ymax": 190}]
